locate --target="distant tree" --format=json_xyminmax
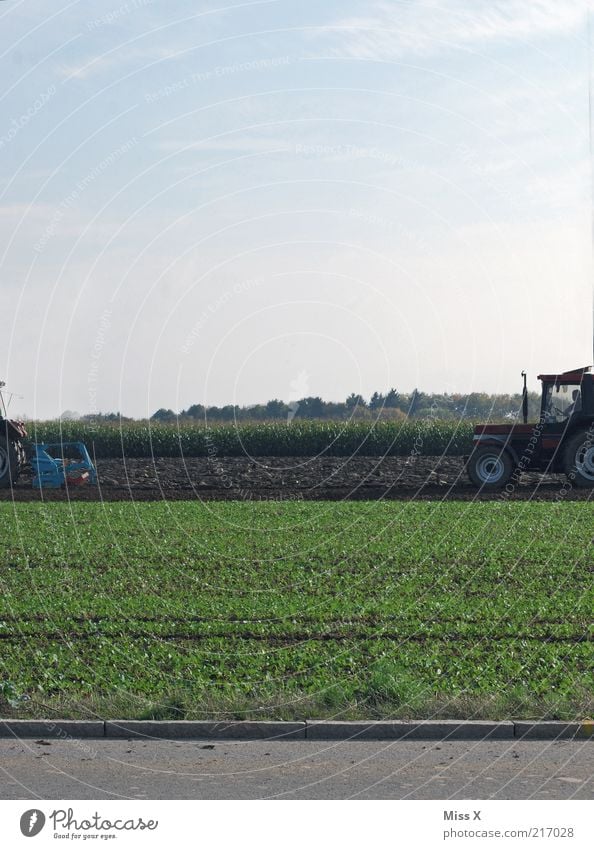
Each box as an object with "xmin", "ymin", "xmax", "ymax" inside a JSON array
[
  {"xmin": 81, "ymin": 411, "xmax": 132, "ymax": 423},
  {"xmin": 461, "ymin": 392, "xmax": 492, "ymax": 418},
  {"xmin": 384, "ymin": 388, "xmax": 399, "ymax": 408},
  {"xmin": 369, "ymin": 391, "xmax": 385, "ymax": 411},
  {"xmin": 185, "ymin": 404, "xmax": 206, "ymax": 419},
  {"xmin": 295, "ymin": 396, "xmax": 325, "ymax": 418},
  {"xmin": 346, "ymin": 393, "xmax": 366, "ymax": 409},
  {"xmin": 147, "ymin": 386, "xmax": 543, "ymax": 425},
  {"xmin": 207, "ymin": 404, "xmax": 239, "ymax": 421},
  {"xmin": 265, "ymin": 399, "xmax": 287, "ymax": 418},
  {"xmin": 240, "ymin": 405, "xmax": 261, "ymax": 420},
  {"xmin": 151, "ymin": 408, "xmax": 176, "ymax": 422},
  {"xmin": 325, "ymin": 401, "xmax": 347, "ymax": 419},
  {"xmin": 408, "ymin": 389, "xmax": 420, "ymax": 416}
]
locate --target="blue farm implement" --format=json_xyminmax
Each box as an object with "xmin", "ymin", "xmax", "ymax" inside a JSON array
[{"xmin": 30, "ymin": 442, "xmax": 97, "ymax": 489}]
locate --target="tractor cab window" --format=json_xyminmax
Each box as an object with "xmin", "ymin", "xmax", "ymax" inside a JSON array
[{"xmin": 543, "ymin": 383, "xmax": 582, "ymax": 423}]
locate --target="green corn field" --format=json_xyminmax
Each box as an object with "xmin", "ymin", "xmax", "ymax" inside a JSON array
[{"xmin": 25, "ymin": 420, "xmax": 475, "ymax": 458}]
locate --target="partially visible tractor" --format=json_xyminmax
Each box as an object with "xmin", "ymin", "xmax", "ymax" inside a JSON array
[
  {"xmin": 0, "ymin": 382, "xmax": 97, "ymax": 489},
  {"xmin": 0, "ymin": 380, "xmax": 27, "ymax": 488},
  {"xmin": 467, "ymin": 366, "xmax": 594, "ymax": 490}
]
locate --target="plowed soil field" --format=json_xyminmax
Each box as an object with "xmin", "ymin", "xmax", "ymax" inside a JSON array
[{"xmin": 2, "ymin": 455, "xmax": 588, "ymax": 501}]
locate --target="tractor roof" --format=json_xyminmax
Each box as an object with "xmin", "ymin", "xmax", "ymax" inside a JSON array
[{"xmin": 537, "ymin": 366, "xmax": 592, "ymax": 382}]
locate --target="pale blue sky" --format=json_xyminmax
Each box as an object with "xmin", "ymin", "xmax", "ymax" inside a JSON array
[{"xmin": 1, "ymin": 0, "xmax": 592, "ymax": 418}]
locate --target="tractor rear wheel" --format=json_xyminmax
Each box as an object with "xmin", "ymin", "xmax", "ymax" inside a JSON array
[
  {"xmin": 563, "ymin": 429, "xmax": 594, "ymax": 488},
  {"xmin": 0, "ymin": 437, "xmax": 25, "ymax": 488},
  {"xmin": 467, "ymin": 445, "xmax": 513, "ymax": 490}
]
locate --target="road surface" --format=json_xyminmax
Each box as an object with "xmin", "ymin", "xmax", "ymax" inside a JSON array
[{"xmin": 0, "ymin": 739, "xmax": 591, "ymax": 799}]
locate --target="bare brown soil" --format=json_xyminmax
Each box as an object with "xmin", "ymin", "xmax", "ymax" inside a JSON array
[{"xmin": 1, "ymin": 455, "xmax": 590, "ymax": 501}]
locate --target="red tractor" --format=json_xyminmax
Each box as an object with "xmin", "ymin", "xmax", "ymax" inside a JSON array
[
  {"xmin": 0, "ymin": 381, "xmax": 27, "ymax": 489},
  {"xmin": 466, "ymin": 366, "xmax": 594, "ymax": 490}
]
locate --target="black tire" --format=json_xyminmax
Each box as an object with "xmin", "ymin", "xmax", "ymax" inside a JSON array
[
  {"xmin": 467, "ymin": 444, "xmax": 514, "ymax": 490},
  {"xmin": 0, "ymin": 437, "xmax": 24, "ymax": 488},
  {"xmin": 563, "ymin": 429, "xmax": 594, "ymax": 488}
]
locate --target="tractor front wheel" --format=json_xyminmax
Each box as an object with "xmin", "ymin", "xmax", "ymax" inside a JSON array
[
  {"xmin": 563, "ymin": 430, "xmax": 594, "ymax": 488},
  {"xmin": 467, "ymin": 445, "xmax": 513, "ymax": 490},
  {"xmin": 0, "ymin": 437, "xmax": 24, "ymax": 488}
]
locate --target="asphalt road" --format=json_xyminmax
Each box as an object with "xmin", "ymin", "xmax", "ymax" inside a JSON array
[{"xmin": 0, "ymin": 739, "xmax": 591, "ymax": 800}]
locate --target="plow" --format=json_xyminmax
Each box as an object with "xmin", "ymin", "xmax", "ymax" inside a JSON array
[{"xmin": 0, "ymin": 381, "xmax": 96, "ymax": 490}]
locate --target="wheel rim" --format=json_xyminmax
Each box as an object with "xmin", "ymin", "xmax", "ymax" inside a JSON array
[
  {"xmin": 0, "ymin": 445, "xmax": 8, "ymax": 479},
  {"xmin": 476, "ymin": 453, "xmax": 505, "ymax": 484},
  {"xmin": 575, "ymin": 443, "xmax": 594, "ymax": 480}
]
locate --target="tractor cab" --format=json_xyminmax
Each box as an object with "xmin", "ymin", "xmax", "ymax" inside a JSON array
[
  {"xmin": 538, "ymin": 367, "xmax": 593, "ymax": 427},
  {"xmin": 467, "ymin": 366, "xmax": 594, "ymax": 490}
]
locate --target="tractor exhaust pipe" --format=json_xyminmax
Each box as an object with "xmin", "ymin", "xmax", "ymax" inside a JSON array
[{"xmin": 521, "ymin": 370, "xmax": 528, "ymax": 424}]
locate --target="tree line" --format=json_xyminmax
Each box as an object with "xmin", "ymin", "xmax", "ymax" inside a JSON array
[{"xmin": 149, "ymin": 388, "xmax": 542, "ymax": 423}]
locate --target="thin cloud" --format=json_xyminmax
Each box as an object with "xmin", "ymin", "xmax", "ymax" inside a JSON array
[
  {"xmin": 0, "ymin": 202, "xmax": 54, "ymax": 217},
  {"xmin": 315, "ymin": 0, "xmax": 590, "ymax": 60},
  {"xmin": 58, "ymin": 45, "xmax": 175, "ymax": 81}
]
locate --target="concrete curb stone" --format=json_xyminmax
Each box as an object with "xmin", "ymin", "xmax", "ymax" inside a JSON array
[
  {"xmin": 0, "ymin": 720, "xmax": 104, "ymax": 738},
  {"xmin": 104, "ymin": 720, "xmax": 307, "ymax": 740},
  {"xmin": 514, "ymin": 721, "xmax": 594, "ymax": 740},
  {"xmin": 0, "ymin": 719, "xmax": 592, "ymax": 741},
  {"xmin": 305, "ymin": 720, "xmax": 515, "ymax": 740}
]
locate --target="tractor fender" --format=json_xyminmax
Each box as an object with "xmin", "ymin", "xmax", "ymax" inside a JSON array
[{"xmin": 470, "ymin": 435, "xmax": 520, "ymax": 466}]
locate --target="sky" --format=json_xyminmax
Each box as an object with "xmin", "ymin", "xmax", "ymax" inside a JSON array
[{"xmin": 1, "ymin": 0, "xmax": 593, "ymax": 419}]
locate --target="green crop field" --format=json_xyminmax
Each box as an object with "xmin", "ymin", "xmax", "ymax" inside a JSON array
[
  {"xmin": 0, "ymin": 501, "xmax": 592, "ymax": 721},
  {"xmin": 26, "ymin": 419, "xmax": 474, "ymax": 458}
]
